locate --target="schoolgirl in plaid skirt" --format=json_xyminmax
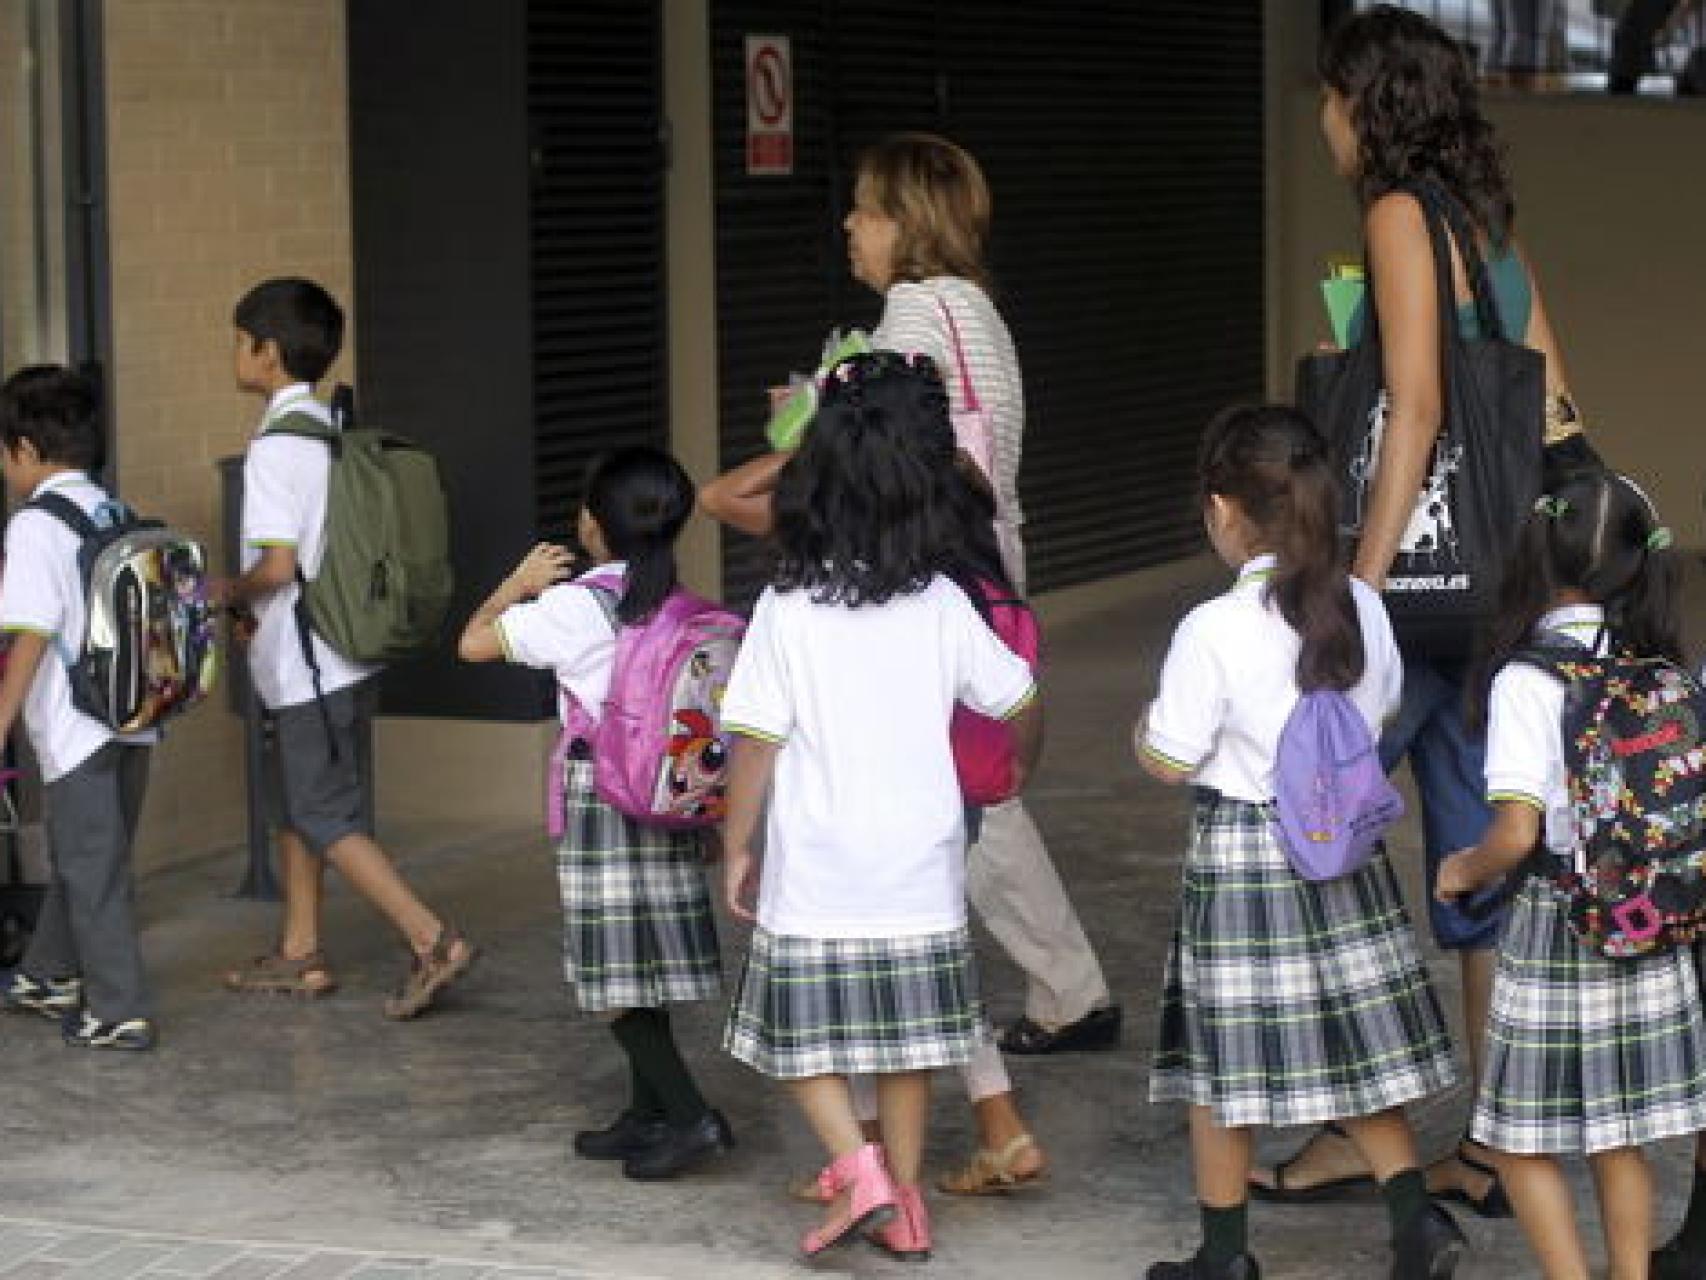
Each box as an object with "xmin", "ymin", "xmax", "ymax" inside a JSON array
[
  {"xmin": 1137, "ymin": 407, "xmax": 1464, "ymax": 1280},
  {"xmin": 459, "ymin": 446, "xmax": 731, "ymax": 1183},
  {"xmin": 719, "ymin": 353, "xmax": 1043, "ymax": 1261},
  {"xmin": 1438, "ymin": 470, "xmax": 1706, "ymax": 1280}
]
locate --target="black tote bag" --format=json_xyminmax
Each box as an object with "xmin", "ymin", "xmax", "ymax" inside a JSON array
[{"xmin": 1296, "ymin": 184, "xmax": 1545, "ymax": 661}]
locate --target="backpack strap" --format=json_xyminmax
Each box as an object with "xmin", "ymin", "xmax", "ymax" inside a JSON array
[
  {"xmin": 263, "ymin": 411, "xmax": 343, "ymax": 458},
  {"xmin": 26, "ymin": 491, "xmax": 102, "ymax": 541},
  {"xmin": 581, "ymin": 577, "xmax": 622, "ymax": 632},
  {"xmin": 257, "ymin": 407, "xmax": 345, "ymax": 757}
]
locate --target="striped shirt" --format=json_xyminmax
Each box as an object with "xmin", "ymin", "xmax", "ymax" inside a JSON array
[{"xmin": 873, "ymin": 277, "xmax": 1026, "ymax": 534}]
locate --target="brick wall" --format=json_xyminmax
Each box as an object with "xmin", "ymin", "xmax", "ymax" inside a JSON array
[{"xmin": 104, "ymin": 0, "xmax": 354, "ymax": 866}]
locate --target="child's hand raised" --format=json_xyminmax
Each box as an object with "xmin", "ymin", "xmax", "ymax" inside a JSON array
[
  {"xmin": 507, "ymin": 543, "xmax": 575, "ymax": 599},
  {"xmin": 723, "ymin": 842, "xmax": 760, "ymax": 925}
]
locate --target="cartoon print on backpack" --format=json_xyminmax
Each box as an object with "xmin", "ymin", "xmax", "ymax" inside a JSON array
[
  {"xmin": 665, "ymin": 708, "xmax": 729, "ymax": 822},
  {"xmin": 1516, "ymin": 643, "xmax": 1706, "ymax": 956}
]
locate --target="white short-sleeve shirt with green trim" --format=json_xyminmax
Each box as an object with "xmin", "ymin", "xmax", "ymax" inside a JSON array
[
  {"xmin": 240, "ymin": 383, "xmax": 378, "ymax": 710},
  {"xmin": 720, "ymin": 576, "xmax": 1036, "ymax": 939},
  {"xmin": 0, "ymin": 471, "xmax": 120, "ymax": 781},
  {"xmin": 1485, "ymin": 603, "xmax": 1608, "ymax": 857},
  {"xmin": 494, "ymin": 562, "xmax": 626, "ymax": 726},
  {"xmin": 1142, "ymin": 553, "xmax": 1403, "ymax": 804}
]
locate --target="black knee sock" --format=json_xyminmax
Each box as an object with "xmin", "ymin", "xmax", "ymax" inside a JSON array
[
  {"xmin": 611, "ymin": 1008, "xmax": 709, "ymax": 1128},
  {"xmin": 1381, "ymin": 1167, "xmax": 1429, "ymax": 1239},
  {"xmin": 619, "ymin": 1036, "xmax": 664, "ymax": 1121},
  {"xmin": 1678, "ymin": 1167, "xmax": 1706, "ymax": 1252},
  {"xmin": 1199, "ymin": 1202, "xmax": 1248, "ymax": 1268}
]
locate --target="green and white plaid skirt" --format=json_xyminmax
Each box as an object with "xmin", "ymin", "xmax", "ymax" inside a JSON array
[
  {"xmin": 1150, "ymin": 791, "xmax": 1458, "ymax": 1128},
  {"xmin": 1473, "ymin": 876, "xmax": 1706, "ymax": 1155},
  {"xmin": 556, "ymin": 759, "xmax": 721, "ymax": 1013},
  {"xmin": 723, "ymin": 926, "xmax": 984, "ymax": 1078}
]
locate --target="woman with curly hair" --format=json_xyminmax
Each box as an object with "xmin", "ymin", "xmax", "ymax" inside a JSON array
[{"xmin": 1249, "ymin": 3, "xmax": 1596, "ymax": 1228}]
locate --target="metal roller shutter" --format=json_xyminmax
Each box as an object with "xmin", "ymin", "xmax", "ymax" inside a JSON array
[
  {"xmin": 710, "ymin": 0, "xmax": 1262, "ymax": 602},
  {"xmin": 530, "ymin": 0, "xmax": 668, "ymax": 545},
  {"xmin": 348, "ymin": 0, "xmax": 665, "ymax": 719}
]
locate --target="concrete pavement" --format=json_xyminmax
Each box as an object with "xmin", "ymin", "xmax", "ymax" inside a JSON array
[{"xmin": 1, "ymin": 557, "xmax": 1694, "ymax": 1277}]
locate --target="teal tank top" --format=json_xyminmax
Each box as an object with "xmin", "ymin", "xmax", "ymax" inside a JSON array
[{"xmin": 1349, "ymin": 245, "xmax": 1532, "ymax": 345}]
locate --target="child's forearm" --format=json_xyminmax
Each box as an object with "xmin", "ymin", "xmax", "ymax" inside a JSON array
[
  {"xmin": 724, "ymin": 734, "xmax": 781, "ymax": 851},
  {"xmin": 226, "ymin": 545, "xmax": 298, "ymax": 606},
  {"xmin": 1456, "ymin": 800, "xmax": 1544, "ymax": 886},
  {"xmin": 699, "ymin": 452, "xmax": 790, "ymax": 538},
  {"xmin": 0, "ymin": 632, "xmax": 48, "ymax": 748},
  {"xmin": 457, "ymin": 574, "xmax": 533, "ymax": 664}
]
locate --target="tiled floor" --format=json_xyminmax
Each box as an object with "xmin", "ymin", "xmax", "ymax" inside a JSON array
[{"xmin": 0, "ymin": 1220, "xmax": 601, "ymax": 1280}]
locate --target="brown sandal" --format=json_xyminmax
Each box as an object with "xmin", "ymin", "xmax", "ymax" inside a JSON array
[
  {"xmin": 223, "ymin": 950, "xmax": 338, "ymax": 997},
  {"xmin": 382, "ymin": 925, "xmax": 477, "ymax": 1020},
  {"xmin": 937, "ymin": 1133, "xmax": 1048, "ymax": 1196}
]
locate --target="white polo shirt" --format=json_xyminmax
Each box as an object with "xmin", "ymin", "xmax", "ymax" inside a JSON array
[
  {"xmin": 494, "ymin": 562, "xmax": 625, "ymax": 725},
  {"xmin": 241, "ymin": 384, "xmax": 379, "ymax": 710},
  {"xmin": 0, "ymin": 471, "xmax": 121, "ymax": 782},
  {"xmin": 1483, "ymin": 604, "xmax": 1608, "ymax": 862},
  {"xmin": 1142, "ymin": 554, "xmax": 1403, "ymax": 803},
  {"xmin": 720, "ymin": 576, "xmax": 1037, "ymax": 939}
]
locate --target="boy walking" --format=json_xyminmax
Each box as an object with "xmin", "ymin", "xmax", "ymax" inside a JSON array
[
  {"xmin": 216, "ymin": 278, "xmax": 474, "ymax": 1017},
  {"xmin": 0, "ymin": 366, "xmax": 157, "ymax": 1050}
]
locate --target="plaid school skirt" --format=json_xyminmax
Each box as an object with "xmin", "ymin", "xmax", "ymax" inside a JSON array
[
  {"xmin": 1150, "ymin": 792, "xmax": 1458, "ymax": 1128},
  {"xmin": 556, "ymin": 759, "xmax": 721, "ymax": 1013},
  {"xmin": 1472, "ymin": 877, "xmax": 1706, "ymax": 1155},
  {"xmin": 723, "ymin": 926, "xmax": 984, "ymax": 1079}
]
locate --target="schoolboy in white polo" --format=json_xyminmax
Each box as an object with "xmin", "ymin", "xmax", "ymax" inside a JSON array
[
  {"xmin": 0, "ymin": 365, "xmax": 157, "ymax": 1051},
  {"xmin": 215, "ymin": 278, "xmax": 475, "ymax": 1017}
]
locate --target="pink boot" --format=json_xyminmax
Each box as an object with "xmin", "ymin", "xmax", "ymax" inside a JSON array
[
  {"xmin": 871, "ymin": 1183, "xmax": 932, "ymax": 1262},
  {"xmin": 801, "ymin": 1142, "xmax": 898, "ymax": 1257}
]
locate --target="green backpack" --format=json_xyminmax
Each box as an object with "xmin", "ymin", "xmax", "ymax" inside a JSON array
[{"xmin": 266, "ymin": 395, "xmax": 453, "ymax": 669}]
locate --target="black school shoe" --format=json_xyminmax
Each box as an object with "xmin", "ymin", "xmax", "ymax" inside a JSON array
[
  {"xmin": 1653, "ymin": 1234, "xmax": 1706, "ymax": 1280},
  {"xmin": 1391, "ymin": 1203, "xmax": 1467, "ymax": 1280},
  {"xmin": 1146, "ymin": 1251, "xmax": 1261, "ymax": 1280},
  {"xmin": 62, "ymin": 1010, "xmax": 156, "ymax": 1051},
  {"xmin": 999, "ymin": 1004, "xmax": 1122, "ymax": 1055},
  {"xmin": 573, "ymin": 1110, "xmax": 670, "ymax": 1161},
  {"xmin": 622, "ymin": 1109, "xmax": 734, "ymax": 1181},
  {"xmin": 2, "ymin": 972, "xmax": 82, "ymax": 1021}
]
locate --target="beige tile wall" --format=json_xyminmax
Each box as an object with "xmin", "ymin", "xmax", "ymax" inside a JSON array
[{"xmin": 104, "ymin": 0, "xmax": 354, "ymax": 865}]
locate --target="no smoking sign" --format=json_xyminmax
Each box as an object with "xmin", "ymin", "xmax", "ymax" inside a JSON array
[{"xmin": 745, "ymin": 34, "xmax": 793, "ymax": 176}]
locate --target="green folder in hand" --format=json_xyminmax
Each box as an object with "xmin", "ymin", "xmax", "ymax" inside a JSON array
[{"xmin": 764, "ymin": 328, "xmax": 872, "ymax": 451}]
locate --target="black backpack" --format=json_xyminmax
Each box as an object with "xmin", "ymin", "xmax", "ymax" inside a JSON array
[
  {"xmin": 1517, "ymin": 641, "xmax": 1706, "ymax": 958},
  {"xmin": 1296, "ymin": 182, "xmax": 1545, "ymax": 660}
]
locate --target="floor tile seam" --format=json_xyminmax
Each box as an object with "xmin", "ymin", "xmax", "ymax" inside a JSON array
[{"xmin": 0, "ymin": 1225, "xmax": 593, "ymax": 1280}]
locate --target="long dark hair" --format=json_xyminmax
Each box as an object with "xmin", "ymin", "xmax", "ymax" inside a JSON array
[
  {"xmin": 1477, "ymin": 468, "xmax": 1682, "ymax": 713},
  {"xmin": 771, "ymin": 350, "xmax": 962, "ymax": 606},
  {"xmin": 582, "ymin": 446, "xmax": 695, "ymax": 625},
  {"xmin": 1199, "ymin": 405, "xmax": 1364, "ymax": 692},
  {"xmin": 1320, "ymin": 4, "xmax": 1515, "ymax": 242}
]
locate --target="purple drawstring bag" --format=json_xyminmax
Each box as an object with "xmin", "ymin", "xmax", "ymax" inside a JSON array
[{"xmin": 1272, "ymin": 690, "xmax": 1405, "ymax": 881}]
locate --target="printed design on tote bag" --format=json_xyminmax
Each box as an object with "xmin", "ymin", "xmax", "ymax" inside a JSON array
[{"xmin": 1348, "ymin": 391, "xmax": 1464, "ymax": 566}]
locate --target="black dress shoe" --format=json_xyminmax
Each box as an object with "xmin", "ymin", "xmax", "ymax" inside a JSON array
[
  {"xmin": 622, "ymin": 1108, "xmax": 734, "ymax": 1180},
  {"xmin": 1391, "ymin": 1203, "xmax": 1467, "ymax": 1280},
  {"xmin": 573, "ymin": 1109, "xmax": 668, "ymax": 1160},
  {"xmin": 999, "ymin": 1004, "xmax": 1122, "ymax": 1055},
  {"xmin": 1146, "ymin": 1251, "xmax": 1261, "ymax": 1280},
  {"xmin": 1653, "ymin": 1234, "xmax": 1706, "ymax": 1280}
]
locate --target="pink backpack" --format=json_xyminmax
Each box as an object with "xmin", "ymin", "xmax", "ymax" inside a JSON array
[
  {"xmin": 951, "ymin": 579, "xmax": 1041, "ymax": 806},
  {"xmin": 548, "ymin": 574, "xmax": 745, "ymax": 834}
]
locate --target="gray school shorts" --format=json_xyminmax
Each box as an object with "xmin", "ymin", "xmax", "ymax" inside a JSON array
[{"xmin": 270, "ymin": 680, "xmax": 375, "ymax": 857}]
